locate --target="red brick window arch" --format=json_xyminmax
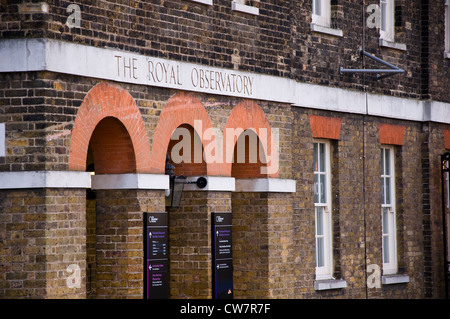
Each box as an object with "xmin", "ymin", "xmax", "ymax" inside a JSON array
[
  {"xmin": 150, "ymin": 92, "xmax": 218, "ymax": 175},
  {"xmin": 88, "ymin": 117, "xmax": 136, "ymax": 174},
  {"xmin": 308, "ymin": 114, "xmax": 342, "ymax": 140},
  {"xmin": 167, "ymin": 124, "xmax": 207, "ymax": 177},
  {"xmin": 231, "ymin": 129, "xmax": 267, "ymax": 178},
  {"xmin": 69, "ymin": 82, "xmax": 151, "ymax": 173},
  {"xmin": 224, "ymin": 100, "xmax": 278, "ymax": 178}
]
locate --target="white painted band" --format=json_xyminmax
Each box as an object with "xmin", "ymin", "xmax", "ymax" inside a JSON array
[
  {"xmin": 183, "ymin": 176, "xmax": 236, "ymax": 192},
  {"xmin": 0, "ymin": 171, "xmax": 296, "ymax": 193},
  {"xmin": 235, "ymin": 178, "xmax": 296, "ymax": 193},
  {"xmin": 0, "ymin": 171, "xmax": 91, "ymax": 189},
  {"xmin": 91, "ymin": 173, "xmax": 169, "ymax": 190},
  {"xmin": 1, "ymin": 38, "xmax": 450, "ymax": 124}
]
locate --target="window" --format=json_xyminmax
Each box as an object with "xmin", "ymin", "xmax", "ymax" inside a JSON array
[
  {"xmin": 314, "ymin": 140, "xmax": 333, "ymax": 280},
  {"xmin": 381, "ymin": 146, "xmax": 397, "ymax": 275},
  {"xmin": 378, "ymin": 0, "xmax": 406, "ymax": 50},
  {"xmin": 312, "ymin": 0, "xmax": 331, "ymax": 27},
  {"xmin": 380, "ymin": 0, "xmax": 394, "ymax": 42},
  {"xmin": 311, "ymin": 0, "xmax": 343, "ymax": 37},
  {"xmin": 445, "ymin": 0, "xmax": 450, "ymax": 57}
]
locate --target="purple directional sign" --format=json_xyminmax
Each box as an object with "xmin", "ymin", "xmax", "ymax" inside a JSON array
[
  {"xmin": 144, "ymin": 212, "xmax": 169, "ymax": 299},
  {"xmin": 212, "ymin": 212, "xmax": 233, "ymax": 299}
]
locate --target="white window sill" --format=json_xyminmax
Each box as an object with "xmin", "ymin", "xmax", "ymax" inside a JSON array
[
  {"xmin": 379, "ymin": 38, "xmax": 407, "ymax": 51},
  {"xmin": 445, "ymin": 51, "xmax": 450, "ymax": 59},
  {"xmin": 382, "ymin": 274, "xmax": 410, "ymax": 285},
  {"xmin": 314, "ymin": 279, "xmax": 347, "ymax": 291},
  {"xmin": 231, "ymin": 2, "xmax": 259, "ymax": 15},
  {"xmin": 188, "ymin": 0, "xmax": 212, "ymax": 5},
  {"xmin": 310, "ymin": 23, "xmax": 343, "ymax": 37}
]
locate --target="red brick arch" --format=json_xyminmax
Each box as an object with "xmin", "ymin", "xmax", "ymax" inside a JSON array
[
  {"xmin": 68, "ymin": 82, "xmax": 151, "ymax": 173},
  {"xmin": 223, "ymin": 100, "xmax": 279, "ymax": 178},
  {"xmin": 150, "ymin": 92, "xmax": 219, "ymax": 175}
]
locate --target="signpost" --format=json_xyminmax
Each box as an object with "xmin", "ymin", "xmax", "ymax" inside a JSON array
[
  {"xmin": 211, "ymin": 212, "xmax": 233, "ymax": 299},
  {"xmin": 144, "ymin": 212, "xmax": 169, "ymax": 299}
]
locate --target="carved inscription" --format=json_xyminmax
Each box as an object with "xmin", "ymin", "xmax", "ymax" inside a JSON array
[
  {"xmin": 113, "ymin": 54, "xmax": 254, "ymax": 97},
  {"xmin": 114, "ymin": 55, "xmax": 138, "ymax": 79},
  {"xmin": 147, "ymin": 61, "xmax": 182, "ymax": 85},
  {"xmin": 191, "ymin": 67, "xmax": 253, "ymax": 95}
]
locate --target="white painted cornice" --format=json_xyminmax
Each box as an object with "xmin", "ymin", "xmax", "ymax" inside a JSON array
[
  {"xmin": 1, "ymin": 38, "xmax": 449, "ymax": 124},
  {"xmin": 0, "ymin": 171, "xmax": 91, "ymax": 189}
]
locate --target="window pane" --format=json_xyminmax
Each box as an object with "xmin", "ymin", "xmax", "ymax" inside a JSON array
[
  {"xmin": 382, "ymin": 207, "xmax": 389, "ymax": 235},
  {"xmin": 316, "ymin": 237, "xmax": 324, "ymax": 267},
  {"xmin": 314, "ymin": 173, "xmax": 319, "ymax": 203},
  {"xmin": 447, "ymin": 3, "xmax": 450, "ymax": 51},
  {"xmin": 313, "ymin": 0, "xmax": 321, "ymax": 16},
  {"xmin": 314, "ymin": 143, "xmax": 318, "ymax": 172},
  {"xmin": 385, "ymin": 177, "xmax": 391, "ymax": 204},
  {"xmin": 319, "ymin": 143, "xmax": 325, "ymax": 172},
  {"xmin": 384, "ymin": 148, "xmax": 390, "ymax": 175},
  {"xmin": 381, "ymin": 1, "xmax": 387, "ymax": 31},
  {"xmin": 381, "ymin": 177, "xmax": 385, "ymax": 204},
  {"xmin": 383, "ymin": 234, "xmax": 390, "ymax": 264},
  {"xmin": 320, "ymin": 174, "xmax": 326, "ymax": 203},
  {"xmin": 382, "ymin": 207, "xmax": 390, "ymax": 263},
  {"xmin": 316, "ymin": 206, "xmax": 323, "ymax": 235}
]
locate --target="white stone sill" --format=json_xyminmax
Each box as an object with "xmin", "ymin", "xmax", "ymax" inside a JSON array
[
  {"xmin": 314, "ymin": 279, "xmax": 347, "ymax": 291},
  {"xmin": 235, "ymin": 178, "xmax": 296, "ymax": 193},
  {"xmin": 231, "ymin": 2, "xmax": 259, "ymax": 15},
  {"xmin": 91, "ymin": 173, "xmax": 169, "ymax": 190},
  {"xmin": 187, "ymin": 0, "xmax": 213, "ymax": 5},
  {"xmin": 379, "ymin": 38, "xmax": 407, "ymax": 51},
  {"xmin": 0, "ymin": 171, "xmax": 91, "ymax": 189},
  {"xmin": 310, "ymin": 23, "xmax": 343, "ymax": 37},
  {"xmin": 382, "ymin": 274, "xmax": 410, "ymax": 285}
]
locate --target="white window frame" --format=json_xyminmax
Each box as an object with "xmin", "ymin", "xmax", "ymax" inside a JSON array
[
  {"xmin": 445, "ymin": 0, "xmax": 450, "ymax": 58},
  {"xmin": 314, "ymin": 140, "xmax": 333, "ymax": 280},
  {"xmin": 380, "ymin": 0, "xmax": 394, "ymax": 42},
  {"xmin": 312, "ymin": 0, "xmax": 331, "ymax": 27},
  {"xmin": 381, "ymin": 146, "xmax": 398, "ymax": 275},
  {"xmin": 310, "ymin": 0, "xmax": 343, "ymax": 37}
]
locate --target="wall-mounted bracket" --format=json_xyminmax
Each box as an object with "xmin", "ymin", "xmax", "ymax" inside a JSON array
[{"xmin": 339, "ymin": 47, "xmax": 405, "ymax": 80}]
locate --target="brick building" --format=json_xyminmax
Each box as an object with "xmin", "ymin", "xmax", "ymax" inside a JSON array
[{"xmin": 0, "ymin": 0, "xmax": 449, "ymax": 299}]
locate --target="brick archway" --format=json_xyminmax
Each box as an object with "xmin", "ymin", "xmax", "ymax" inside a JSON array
[
  {"xmin": 68, "ymin": 82, "xmax": 151, "ymax": 173},
  {"xmin": 223, "ymin": 100, "xmax": 279, "ymax": 177},
  {"xmin": 150, "ymin": 92, "xmax": 219, "ymax": 175}
]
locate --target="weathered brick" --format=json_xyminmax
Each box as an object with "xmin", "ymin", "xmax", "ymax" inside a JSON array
[{"xmin": 1, "ymin": 0, "xmax": 449, "ymax": 301}]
